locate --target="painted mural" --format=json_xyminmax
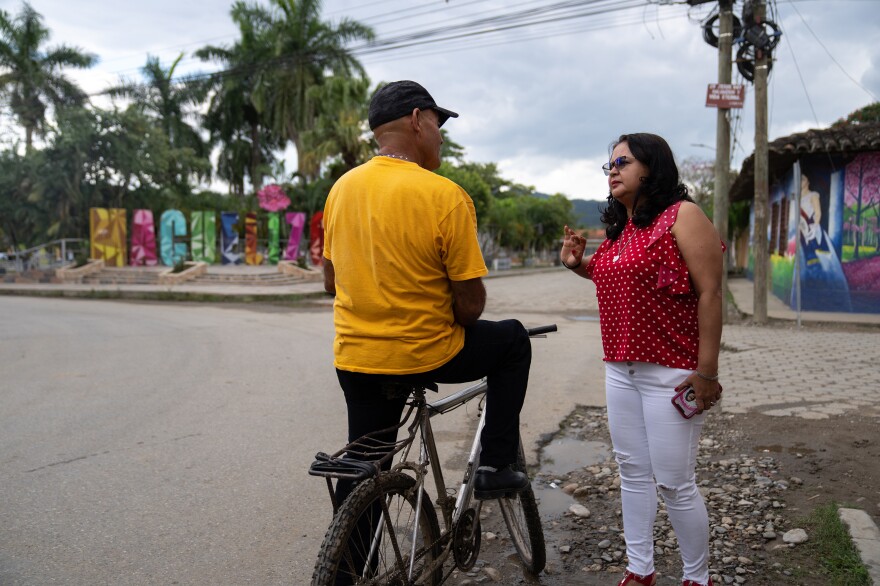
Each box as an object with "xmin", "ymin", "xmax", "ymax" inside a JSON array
[
  {"xmin": 88, "ymin": 207, "xmax": 319, "ymax": 268},
  {"xmin": 750, "ymin": 153, "xmax": 880, "ymax": 313}
]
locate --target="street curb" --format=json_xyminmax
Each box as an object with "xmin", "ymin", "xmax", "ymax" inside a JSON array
[
  {"xmin": 0, "ymin": 286, "xmax": 330, "ymax": 304},
  {"xmin": 839, "ymin": 508, "xmax": 880, "ymax": 585}
]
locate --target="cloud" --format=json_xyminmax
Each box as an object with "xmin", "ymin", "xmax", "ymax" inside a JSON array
[{"xmin": 495, "ymin": 153, "xmax": 609, "ymax": 201}]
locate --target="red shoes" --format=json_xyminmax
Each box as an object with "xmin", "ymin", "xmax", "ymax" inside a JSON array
[
  {"xmin": 617, "ymin": 571, "xmax": 713, "ymax": 586},
  {"xmin": 617, "ymin": 571, "xmax": 656, "ymax": 586}
]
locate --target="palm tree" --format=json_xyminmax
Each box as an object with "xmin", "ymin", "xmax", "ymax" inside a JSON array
[
  {"xmin": 299, "ymin": 75, "xmax": 373, "ymax": 177},
  {"xmin": 196, "ymin": 1, "xmax": 281, "ymax": 196},
  {"xmin": 254, "ymin": 0, "xmax": 374, "ymax": 177},
  {"xmin": 0, "ymin": 2, "xmax": 96, "ymax": 153},
  {"xmin": 111, "ymin": 54, "xmax": 210, "ymax": 193}
]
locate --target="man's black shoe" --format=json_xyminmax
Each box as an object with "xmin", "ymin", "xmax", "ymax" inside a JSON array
[{"xmin": 474, "ymin": 465, "xmax": 529, "ymax": 500}]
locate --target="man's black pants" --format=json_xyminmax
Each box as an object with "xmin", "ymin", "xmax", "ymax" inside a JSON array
[{"xmin": 335, "ymin": 318, "xmax": 532, "ymax": 501}]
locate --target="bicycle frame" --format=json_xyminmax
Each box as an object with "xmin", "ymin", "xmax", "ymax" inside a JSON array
[
  {"xmin": 422, "ymin": 380, "xmax": 489, "ymax": 529},
  {"xmin": 391, "ymin": 380, "xmax": 489, "ymax": 581}
]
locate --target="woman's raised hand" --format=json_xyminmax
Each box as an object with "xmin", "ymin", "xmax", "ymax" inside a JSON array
[{"xmin": 561, "ymin": 225, "xmax": 586, "ymax": 268}]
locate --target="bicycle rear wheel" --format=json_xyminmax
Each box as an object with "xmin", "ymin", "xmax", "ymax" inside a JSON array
[
  {"xmin": 311, "ymin": 471, "xmax": 443, "ymax": 586},
  {"xmin": 497, "ymin": 438, "xmax": 546, "ymax": 574}
]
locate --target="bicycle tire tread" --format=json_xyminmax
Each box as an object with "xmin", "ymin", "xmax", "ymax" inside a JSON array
[
  {"xmin": 311, "ymin": 472, "xmax": 442, "ymax": 586},
  {"xmin": 499, "ymin": 439, "xmax": 546, "ymax": 574}
]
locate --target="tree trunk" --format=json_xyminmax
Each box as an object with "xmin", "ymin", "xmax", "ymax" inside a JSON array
[
  {"xmin": 250, "ymin": 122, "xmax": 262, "ymax": 196},
  {"xmin": 854, "ymin": 163, "xmax": 864, "ymax": 259}
]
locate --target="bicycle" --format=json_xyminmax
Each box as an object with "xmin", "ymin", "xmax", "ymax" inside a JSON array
[{"xmin": 308, "ymin": 324, "xmax": 558, "ymax": 585}]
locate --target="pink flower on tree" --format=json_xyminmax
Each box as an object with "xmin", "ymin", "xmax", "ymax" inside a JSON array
[{"xmin": 257, "ymin": 184, "xmax": 291, "ymax": 212}]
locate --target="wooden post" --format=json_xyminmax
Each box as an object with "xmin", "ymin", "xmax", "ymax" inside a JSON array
[
  {"xmin": 715, "ymin": 0, "xmax": 733, "ymax": 322},
  {"xmin": 752, "ymin": 0, "xmax": 770, "ymax": 323}
]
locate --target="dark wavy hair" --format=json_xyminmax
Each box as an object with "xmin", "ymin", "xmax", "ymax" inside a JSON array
[{"xmin": 599, "ymin": 133, "xmax": 693, "ymax": 240}]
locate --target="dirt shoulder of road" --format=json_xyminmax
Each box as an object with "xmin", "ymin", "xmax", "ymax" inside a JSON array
[{"xmin": 466, "ymin": 405, "xmax": 879, "ymax": 586}]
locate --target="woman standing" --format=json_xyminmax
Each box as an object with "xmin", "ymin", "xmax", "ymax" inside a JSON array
[{"xmin": 560, "ymin": 133, "xmax": 723, "ymax": 586}]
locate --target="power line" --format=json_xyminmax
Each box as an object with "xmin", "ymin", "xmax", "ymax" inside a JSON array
[
  {"xmin": 777, "ymin": 14, "xmax": 821, "ymax": 128},
  {"xmin": 89, "ymin": 0, "xmax": 661, "ymax": 96},
  {"xmin": 784, "ymin": 0, "xmax": 878, "ymax": 102},
  {"xmin": 360, "ymin": 9, "xmax": 684, "ymax": 65},
  {"xmin": 348, "ymin": 1, "xmax": 650, "ymax": 56}
]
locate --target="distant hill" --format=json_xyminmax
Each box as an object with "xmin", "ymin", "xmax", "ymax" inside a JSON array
[
  {"xmin": 532, "ymin": 192, "xmax": 605, "ymax": 228},
  {"xmin": 571, "ymin": 198, "xmax": 606, "ymax": 228}
]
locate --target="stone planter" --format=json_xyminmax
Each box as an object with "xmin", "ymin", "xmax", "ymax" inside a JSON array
[
  {"xmin": 158, "ymin": 262, "xmax": 207, "ymax": 285},
  {"xmin": 56, "ymin": 258, "xmax": 104, "ymax": 283},
  {"xmin": 278, "ymin": 260, "xmax": 322, "ymax": 282}
]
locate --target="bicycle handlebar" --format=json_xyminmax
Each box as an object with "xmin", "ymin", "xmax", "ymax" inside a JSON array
[{"xmin": 527, "ymin": 324, "xmax": 557, "ymax": 336}]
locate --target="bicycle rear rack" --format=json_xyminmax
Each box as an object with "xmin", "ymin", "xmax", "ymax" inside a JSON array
[{"xmin": 308, "ymin": 385, "xmax": 436, "ymax": 513}]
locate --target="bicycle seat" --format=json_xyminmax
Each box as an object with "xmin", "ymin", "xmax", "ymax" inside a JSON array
[
  {"xmin": 379, "ymin": 380, "xmax": 439, "ymax": 399},
  {"xmin": 308, "ymin": 451, "xmax": 380, "ymax": 481}
]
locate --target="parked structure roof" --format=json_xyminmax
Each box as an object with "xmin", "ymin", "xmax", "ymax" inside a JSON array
[{"xmin": 729, "ymin": 121, "xmax": 880, "ymax": 202}]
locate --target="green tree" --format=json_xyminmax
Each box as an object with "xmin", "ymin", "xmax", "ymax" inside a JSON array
[
  {"xmin": 110, "ymin": 54, "xmax": 210, "ymax": 195},
  {"xmin": 487, "ymin": 197, "xmax": 531, "ymax": 250},
  {"xmin": 251, "ymin": 0, "xmax": 374, "ymax": 177},
  {"xmin": 436, "ymin": 162, "xmax": 493, "ymax": 221},
  {"xmin": 0, "ymin": 2, "xmax": 96, "ymax": 153},
  {"xmin": 523, "ymin": 194, "xmax": 574, "ymax": 250},
  {"xmin": 440, "ymin": 129, "xmax": 466, "ymax": 163},
  {"xmin": 76, "ymin": 106, "xmax": 175, "ymax": 209},
  {"xmin": 300, "ymin": 75, "xmax": 373, "ymax": 178},
  {"xmin": 832, "ymin": 101, "xmax": 880, "ymax": 127},
  {"xmin": 196, "ymin": 2, "xmax": 280, "ymax": 196},
  {"xmin": 0, "ymin": 149, "xmax": 43, "ymax": 247},
  {"xmin": 9, "ymin": 105, "xmax": 179, "ymax": 244}
]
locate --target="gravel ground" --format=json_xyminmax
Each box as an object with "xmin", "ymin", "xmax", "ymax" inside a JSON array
[{"xmin": 450, "ymin": 403, "xmax": 874, "ymax": 586}]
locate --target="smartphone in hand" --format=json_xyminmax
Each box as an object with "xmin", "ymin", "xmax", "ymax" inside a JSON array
[{"xmin": 671, "ymin": 385, "xmax": 699, "ymax": 419}]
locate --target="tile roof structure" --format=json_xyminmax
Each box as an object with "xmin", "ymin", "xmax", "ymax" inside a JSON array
[{"xmin": 729, "ymin": 121, "xmax": 880, "ymax": 201}]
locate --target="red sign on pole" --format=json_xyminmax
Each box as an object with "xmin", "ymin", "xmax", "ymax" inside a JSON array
[{"xmin": 706, "ymin": 83, "xmax": 745, "ymax": 108}]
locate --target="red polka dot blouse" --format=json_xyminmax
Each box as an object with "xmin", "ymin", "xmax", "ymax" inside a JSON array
[{"xmin": 585, "ymin": 202, "xmax": 700, "ymax": 370}]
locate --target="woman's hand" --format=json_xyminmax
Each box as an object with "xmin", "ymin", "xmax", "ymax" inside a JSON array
[
  {"xmin": 561, "ymin": 225, "xmax": 587, "ymax": 269},
  {"xmin": 676, "ymin": 375, "xmax": 722, "ymax": 414}
]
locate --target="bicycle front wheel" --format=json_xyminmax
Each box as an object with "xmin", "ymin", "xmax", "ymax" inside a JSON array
[
  {"xmin": 311, "ymin": 471, "xmax": 443, "ymax": 586},
  {"xmin": 497, "ymin": 438, "xmax": 546, "ymax": 574}
]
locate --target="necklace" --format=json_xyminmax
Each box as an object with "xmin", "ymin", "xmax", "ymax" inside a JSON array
[
  {"xmin": 613, "ymin": 223, "xmax": 638, "ymax": 263},
  {"xmin": 377, "ymin": 153, "xmax": 411, "ymax": 162}
]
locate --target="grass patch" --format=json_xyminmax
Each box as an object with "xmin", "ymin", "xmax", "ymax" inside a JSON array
[{"xmin": 800, "ymin": 502, "xmax": 871, "ymax": 585}]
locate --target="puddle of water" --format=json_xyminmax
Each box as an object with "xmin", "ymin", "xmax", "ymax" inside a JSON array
[
  {"xmin": 534, "ymin": 437, "xmax": 610, "ymax": 517},
  {"xmin": 541, "ymin": 438, "xmax": 609, "ymax": 474},
  {"xmin": 567, "ymin": 315, "xmax": 600, "ymax": 322},
  {"xmin": 754, "ymin": 444, "xmax": 816, "ymax": 455}
]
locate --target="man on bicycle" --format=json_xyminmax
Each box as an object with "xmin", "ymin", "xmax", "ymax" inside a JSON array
[{"xmin": 322, "ymin": 80, "xmax": 532, "ymax": 502}]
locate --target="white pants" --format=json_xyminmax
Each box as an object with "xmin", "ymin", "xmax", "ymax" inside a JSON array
[{"xmin": 605, "ymin": 361, "xmax": 710, "ymax": 585}]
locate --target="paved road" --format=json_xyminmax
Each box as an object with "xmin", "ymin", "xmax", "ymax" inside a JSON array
[
  {"xmin": 0, "ymin": 283, "xmax": 605, "ymax": 585},
  {"xmin": 2, "ymin": 271, "xmax": 878, "ymax": 585}
]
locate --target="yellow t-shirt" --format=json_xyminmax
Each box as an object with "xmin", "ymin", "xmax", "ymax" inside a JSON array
[{"xmin": 323, "ymin": 157, "xmax": 488, "ymax": 374}]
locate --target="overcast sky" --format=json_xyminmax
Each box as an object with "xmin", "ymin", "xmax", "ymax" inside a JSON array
[{"xmin": 15, "ymin": 0, "xmax": 880, "ymax": 201}]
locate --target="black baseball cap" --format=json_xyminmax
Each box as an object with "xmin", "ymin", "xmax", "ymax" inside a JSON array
[{"xmin": 368, "ymin": 80, "xmax": 459, "ymax": 130}]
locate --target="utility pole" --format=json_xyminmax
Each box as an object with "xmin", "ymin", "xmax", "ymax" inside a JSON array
[
  {"xmin": 714, "ymin": 0, "xmax": 733, "ymax": 323},
  {"xmin": 752, "ymin": 0, "xmax": 769, "ymax": 323}
]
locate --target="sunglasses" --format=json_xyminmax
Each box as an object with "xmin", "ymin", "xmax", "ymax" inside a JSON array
[{"xmin": 602, "ymin": 156, "xmax": 633, "ymax": 176}]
